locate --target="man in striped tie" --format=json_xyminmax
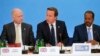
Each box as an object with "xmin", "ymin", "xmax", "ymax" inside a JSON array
[{"xmin": 73, "ymin": 10, "xmax": 100, "ymax": 45}]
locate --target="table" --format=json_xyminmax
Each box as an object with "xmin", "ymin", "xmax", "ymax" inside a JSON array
[
  {"xmin": 1, "ymin": 53, "xmax": 100, "ymax": 56},
  {"xmin": 1, "ymin": 46, "xmax": 100, "ymax": 56}
]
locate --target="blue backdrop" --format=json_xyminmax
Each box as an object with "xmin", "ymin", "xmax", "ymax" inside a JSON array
[{"xmin": 0, "ymin": 0, "xmax": 100, "ymax": 38}]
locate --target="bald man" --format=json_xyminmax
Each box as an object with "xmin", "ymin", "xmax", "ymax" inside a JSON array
[{"xmin": 0, "ymin": 8, "xmax": 35, "ymax": 47}]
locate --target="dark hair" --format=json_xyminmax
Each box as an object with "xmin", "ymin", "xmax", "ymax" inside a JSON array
[
  {"xmin": 84, "ymin": 10, "xmax": 95, "ymax": 19},
  {"xmin": 47, "ymin": 7, "xmax": 58, "ymax": 17}
]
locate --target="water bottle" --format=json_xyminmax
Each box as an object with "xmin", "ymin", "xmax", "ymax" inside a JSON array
[
  {"xmin": 34, "ymin": 38, "xmax": 44, "ymax": 53},
  {"xmin": 0, "ymin": 40, "xmax": 6, "ymax": 48}
]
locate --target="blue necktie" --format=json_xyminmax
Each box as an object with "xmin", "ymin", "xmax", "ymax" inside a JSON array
[
  {"xmin": 87, "ymin": 28, "xmax": 92, "ymax": 41},
  {"xmin": 50, "ymin": 24, "xmax": 55, "ymax": 46}
]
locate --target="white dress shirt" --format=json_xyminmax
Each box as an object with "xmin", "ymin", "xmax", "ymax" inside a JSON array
[
  {"xmin": 14, "ymin": 23, "xmax": 23, "ymax": 46},
  {"xmin": 48, "ymin": 22, "xmax": 57, "ymax": 45}
]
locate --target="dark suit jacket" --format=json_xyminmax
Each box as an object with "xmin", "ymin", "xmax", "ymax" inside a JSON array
[
  {"xmin": 0, "ymin": 22, "xmax": 35, "ymax": 46},
  {"xmin": 36, "ymin": 20, "xmax": 69, "ymax": 46},
  {"xmin": 73, "ymin": 24, "xmax": 100, "ymax": 43}
]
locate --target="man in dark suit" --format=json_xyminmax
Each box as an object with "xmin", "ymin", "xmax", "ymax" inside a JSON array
[
  {"xmin": 73, "ymin": 10, "xmax": 100, "ymax": 45},
  {"xmin": 36, "ymin": 7, "xmax": 69, "ymax": 46},
  {"xmin": 0, "ymin": 8, "xmax": 35, "ymax": 47}
]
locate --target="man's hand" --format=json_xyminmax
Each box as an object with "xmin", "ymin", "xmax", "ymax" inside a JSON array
[
  {"xmin": 57, "ymin": 42, "xmax": 64, "ymax": 47},
  {"xmin": 46, "ymin": 43, "xmax": 52, "ymax": 47},
  {"xmin": 87, "ymin": 40, "xmax": 99, "ymax": 45}
]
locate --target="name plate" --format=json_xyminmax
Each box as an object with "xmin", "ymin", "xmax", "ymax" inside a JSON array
[
  {"xmin": 72, "ymin": 43, "xmax": 91, "ymax": 54},
  {"xmin": 0, "ymin": 47, "xmax": 22, "ymax": 55},
  {"xmin": 39, "ymin": 46, "xmax": 60, "ymax": 55}
]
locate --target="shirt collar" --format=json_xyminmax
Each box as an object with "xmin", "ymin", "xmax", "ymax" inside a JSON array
[
  {"xmin": 49, "ymin": 21, "xmax": 56, "ymax": 26},
  {"xmin": 86, "ymin": 24, "xmax": 93, "ymax": 29},
  {"xmin": 14, "ymin": 22, "xmax": 21, "ymax": 27}
]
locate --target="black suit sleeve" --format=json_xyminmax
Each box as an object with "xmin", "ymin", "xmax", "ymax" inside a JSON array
[
  {"xmin": 28, "ymin": 25, "xmax": 35, "ymax": 46},
  {"xmin": 73, "ymin": 27, "xmax": 80, "ymax": 43},
  {"xmin": 62, "ymin": 22, "xmax": 69, "ymax": 46},
  {"xmin": 96, "ymin": 26, "xmax": 100, "ymax": 43},
  {"xmin": 36, "ymin": 23, "xmax": 48, "ymax": 45},
  {"xmin": 98, "ymin": 28, "xmax": 100, "ymax": 44},
  {"xmin": 0, "ymin": 25, "xmax": 8, "ymax": 41},
  {"xmin": 36, "ymin": 24, "xmax": 42, "ymax": 40},
  {"xmin": 73, "ymin": 26, "xmax": 85, "ymax": 43},
  {"xmin": 36, "ymin": 23, "xmax": 45, "ymax": 41}
]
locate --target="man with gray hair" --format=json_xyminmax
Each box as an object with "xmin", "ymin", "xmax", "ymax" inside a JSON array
[{"xmin": 0, "ymin": 8, "xmax": 35, "ymax": 47}]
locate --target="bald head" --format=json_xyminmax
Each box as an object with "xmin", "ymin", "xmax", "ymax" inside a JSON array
[{"xmin": 12, "ymin": 8, "xmax": 23, "ymax": 24}]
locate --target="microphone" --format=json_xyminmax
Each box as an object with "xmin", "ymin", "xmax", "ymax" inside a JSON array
[
  {"xmin": 59, "ymin": 33, "xmax": 65, "ymax": 54},
  {"xmin": 91, "ymin": 30, "xmax": 100, "ymax": 53},
  {"xmin": 22, "ymin": 45, "xmax": 28, "ymax": 54}
]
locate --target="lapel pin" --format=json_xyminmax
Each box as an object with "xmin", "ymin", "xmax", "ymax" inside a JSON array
[{"xmin": 58, "ymin": 26, "xmax": 60, "ymax": 28}]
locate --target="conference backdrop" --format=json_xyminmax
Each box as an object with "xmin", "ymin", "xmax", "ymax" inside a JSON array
[{"xmin": 0, "ymin": 0, "xmax": 100, "ymax": 38}]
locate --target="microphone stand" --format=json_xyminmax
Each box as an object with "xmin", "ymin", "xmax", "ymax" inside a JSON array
[
  {"xmin": 91, "ymin": 30, "xmax": 100, "ymax": 53},
  {"xmin": 22, "ymin": 45, "xmax": 28, "ymax": 54},
  {"xmin": 59, "ymin": 33, "xmax": 65, "ymax": 54}
]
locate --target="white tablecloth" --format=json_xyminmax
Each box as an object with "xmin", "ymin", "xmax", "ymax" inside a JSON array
[{"xmin": 1, "ymin": 46, "xmax": 100, "ymax": 56}]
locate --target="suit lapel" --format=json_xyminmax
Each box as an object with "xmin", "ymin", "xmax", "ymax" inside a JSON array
[
  {"xmin": 83, "ymin": 24, "xmax": 88, "ymax": 41},
  {"xmin": 45, "ymin": 21, "xmax": 51, "ymax": 38},
  {"xmin": 56, "ymin": 20, "xmax": 60, "ymax": 42},
  {"xmin": 93, "ymin": 24, "xmax": 97, "ymax": 40},
  {"xmin": 11, "ymin": 22, "xmax": 16, "ymax": 43},
  {"xmin": 21, "ymin": 23, "xmax": 26, "ymax": 44}
]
